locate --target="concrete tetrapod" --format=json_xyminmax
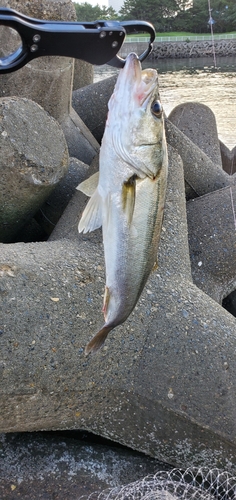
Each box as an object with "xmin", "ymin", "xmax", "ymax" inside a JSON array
[
  {"xmin": 72, "ymin": 76, "xmax": 118, "ymax": 143},
  {"xmin": 166, "ymin": 103, "xmax": 236, "ymax": 307},
  {"xmin": 0, "ymin": 146, "xmax": 236, "ymax": 472},
  {"xmin": 187, "ymin": 186, "xmax": 236, "ymax": 303},
  {"xmin": 168, "ymin": 102, "xmax": 223, "ymax": 168},
  {"xmin": 219, "ymin": 140, "xmax": 236, "ymax": 175},
  {"xmin": 165, "ymin": 118, "xmax": 236, "ymax": 198},
  {"xmin": 0, "ymin": 0, "xmax": 98, "ymax": 165},
  {"xmin": 0, "ymin": 97, "xmax": 69, "ymax": 243},
  {"xmin": 0, "ymin": 432, "xmax": 161, "ymax": 499},
  {"xmin": 167, "ymin": 101, "xmax": 236, "ymax": 176}
]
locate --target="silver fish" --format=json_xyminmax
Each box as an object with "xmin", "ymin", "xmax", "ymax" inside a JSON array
[{"xmin": 77, "ymin": 52, "xmax": 168, "ymax": 354}]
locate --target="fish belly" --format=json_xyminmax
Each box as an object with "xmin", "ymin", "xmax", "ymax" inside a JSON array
[{"xmin": 85, "ymin": 158, "xmax": 167, "ymax": 355}]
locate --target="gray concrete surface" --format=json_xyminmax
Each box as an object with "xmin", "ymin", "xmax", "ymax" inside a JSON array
[
  {"xmin": 49, "ymin": 155, "xmax": 99, "ymax": 242},
  {"xmin": 73, "ymin": 59, "xmax": 94, "ymax": 90},
  {"xmin": 0, "ymin": 97, "xmax": 69, "ymax": 243},
  {"xmin": 34, "ymin": 157, "xmax": 91, "ymax": 239},
  {"xmin": 72, "ymin": 76, "xmax": 117, "ymax": 143},
  {"xmin": 0, "ymin": 432, "xmax": 163, "ymax": 499},
  {"xmin": 167, "ymin": 103, "xmax": 236, "ymax": 308},
  {"xmin": 187, "ymin": 185, "xmax": 236, "ymax": 303},
  {"xmin": 62, "ymin": 109, "xmax": 99, "ymax": 163},
  {"xmin": 7, "ymin": 157, "xmax": 93, "ymax": 243},
  {"xmin": 1, "ymin": 145, "xmax": 236, "ymax": 473},
  {"xmin": 220, "ymin": 140, "xmax": 236, "ymax": 175},
  {"xmin": 165, "ymin": 118, "xmax": 236, "ymax": 198},
  {"xmin": 168, "ymin": 102, "xmax": 222, "ymax": 167}
]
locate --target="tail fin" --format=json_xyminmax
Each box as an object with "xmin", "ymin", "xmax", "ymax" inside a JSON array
[{"xmin": 85, "ymin": 325, "xmax": 113, "ymax": 355}]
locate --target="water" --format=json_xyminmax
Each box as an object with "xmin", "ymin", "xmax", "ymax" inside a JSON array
[{"xmin": 93, "ymin": 55, "xmax": 236, "ymax": 150}]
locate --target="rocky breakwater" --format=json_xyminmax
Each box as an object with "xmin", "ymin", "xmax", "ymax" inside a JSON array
[
  {"xmin": 1, "ymin": 67, "xmax": 236, "ymax": 475},
  {"xmin": 121, "ymin": 39, "xmax": 236, "ymax": 60},
  {"xmin": 151, "ymin": 38, "xmax": 236, "ymax": 59}
]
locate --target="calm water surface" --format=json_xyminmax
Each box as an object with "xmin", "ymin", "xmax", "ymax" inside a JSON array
[{"xmin": 94, "ymin": 55, "xmax": 236, "ymax": 150}]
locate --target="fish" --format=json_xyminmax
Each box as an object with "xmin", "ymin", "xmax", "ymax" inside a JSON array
[{"xmin": 77, "ymin": 52, "xmax": 168, "ymax": 355}]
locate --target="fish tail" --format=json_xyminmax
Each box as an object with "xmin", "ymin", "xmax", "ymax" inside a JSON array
[{"xmin": 85, "ymin": 325, "xmax": 113, "ymax": 356}]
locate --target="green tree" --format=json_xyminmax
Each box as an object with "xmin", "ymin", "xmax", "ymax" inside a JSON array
[
  {"xmin": 211, "ymin": 0, "xmax": 236, "ymax": 32},
  {"xmin": 119, "ymin": 0, "xmax": 179, "ymax": 31},
  {"xmin": 172, "ymin": 9, "xmax": 194, "ymax": 32},
  {"xmin": 185, "ymin": 0, "xmax": 236, "ymax": 33},
  {"xmin": 173, "ymin": 0, "xmax": 208, "ymax": 33},
  {"xmin": 74, "ymin": 0, "xmax": 236, "ymax": 31},
  {"xmin": 230, "ymin": 4, "xmax": 236, "ymax": 29},
  {"xmin": 74, "ymin": 2, "xmax": 118, "ymax": 22}
]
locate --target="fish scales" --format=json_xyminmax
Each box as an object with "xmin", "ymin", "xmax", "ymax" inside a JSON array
[{"xmin": 77, "ymin": 52, "xmax": 168, "ymax": 354}]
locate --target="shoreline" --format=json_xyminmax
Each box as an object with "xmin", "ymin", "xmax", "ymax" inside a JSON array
[{"xmin": 120, "ymin": 39, "xmax": 236, "ymax": 59}]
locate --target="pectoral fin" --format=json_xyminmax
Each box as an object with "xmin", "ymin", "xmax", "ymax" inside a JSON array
[
  {"xmin": 122, "ymin": 175, "xmax": 136, "ymax": 225},
  {"xmin": 76, "ymin": 171, "xmax": 99, "ymax": 197},
  {"xmin": 78, "ymin": 188, "xmax": 102, "ymax": 233}
]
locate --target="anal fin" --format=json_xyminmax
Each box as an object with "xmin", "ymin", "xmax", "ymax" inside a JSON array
[{"xmin": 102, "ymin": 286, "xmax": 110, "ymax": 316}]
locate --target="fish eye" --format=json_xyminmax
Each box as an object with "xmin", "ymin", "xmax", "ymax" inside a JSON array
[{"xmin": 151, "ymin": 100, "xmax": 162, "ymax": 117}]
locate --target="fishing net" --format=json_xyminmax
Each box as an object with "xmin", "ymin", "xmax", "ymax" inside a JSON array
[{"xmin": 80, "ymin": 468, "xmax": 236, "ymax": 500}]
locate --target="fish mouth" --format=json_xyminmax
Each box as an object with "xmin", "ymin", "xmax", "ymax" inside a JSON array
[
  {"xmin": 123, "ymin": 53, "xmax": 158, "ymax": 107},
  {"xmin": 140, "ymin": 68, "xmax": 158, "ymax": 107}
]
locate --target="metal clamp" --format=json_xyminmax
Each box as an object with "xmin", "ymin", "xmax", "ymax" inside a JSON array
[
  {"xmin": 0, "ymin": 8, "xmax": 155, "ymax": 73},
  {"xmin": 108, "ymin": 20, "xmax": 155, "ymax": 68}
]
